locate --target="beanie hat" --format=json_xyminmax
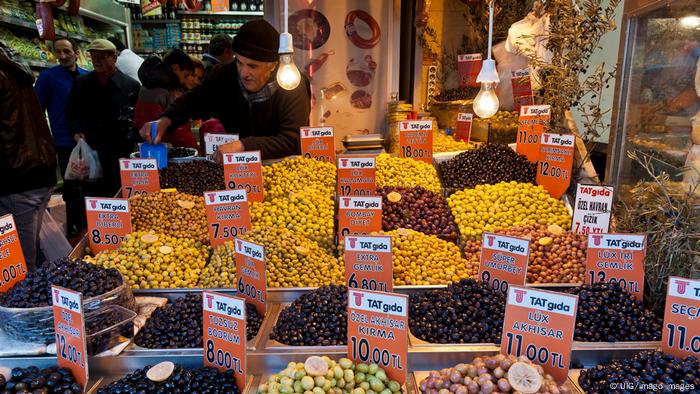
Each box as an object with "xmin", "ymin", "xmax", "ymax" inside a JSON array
[{"xmin": 232, "ymin": 20, "xmax": 280, "ymax": 62}]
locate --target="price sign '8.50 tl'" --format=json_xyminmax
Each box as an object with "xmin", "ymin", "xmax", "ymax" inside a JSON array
[
  {"xmin": 662, "ymin": 277, "xmax": 700, "ymax": 359},
  {"xmin": 0, "ymin": 214, "xmax": 27, "ymax": 293},
  {"xmin": 85, "ymin": 198, "xmax": 132, "ymax": 254}
]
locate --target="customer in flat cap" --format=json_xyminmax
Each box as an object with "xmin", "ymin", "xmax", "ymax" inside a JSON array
[{"xmin": 140, "ymin": 19, "xmax": 311, "ymax": 160}]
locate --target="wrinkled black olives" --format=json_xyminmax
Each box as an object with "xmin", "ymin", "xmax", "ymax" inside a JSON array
[
  {"xmin": 167, "ymin": 147, "xmax": 196, "ymax": 158},
  {"xmin": 0, "ymin": 366, "xmax": 80, "ymax": 394},
  {"xmin": 433, "ymin": 87, "xmax": 480, "ymax": 102},
  {"xmin": 96, "ymin": 365, "xmax": 240, "ymax": 394},
  {"xmin": 159, "ymin": 160, "xmax": 225, "ymax": 196},
  {"xmin": 439, "ymin": 144, "xmax": 537, "ymax": 190},
  {"xmin": 379, "ymin": 186, "xmax": 458, "ymax": 239}
]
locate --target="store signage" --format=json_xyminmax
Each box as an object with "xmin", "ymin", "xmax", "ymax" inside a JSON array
[
  {"xmin": 85, "ymin": 198, "xmax": 132, "ymax": 254},
  {"xmin": 478, "ymin": 233, "xmax": 530, "ymax": 294},
  {"xmin": 347, "ymin": 289, "xmax": 408, "ymax": 384},
  {"xmin": 457, "ymin": 53, "xmax": 482, "ymax": 87},
  {"xmin": 337, "ymin": 197, "xmax": 382, "ymax": 243},
  {"xmin": 204, "ymin": 133, "xmax": 240, "ymax": 159},
  {"xmin": 585, "ymin": 233, "xmax": 646, "ymax": 301},
  {"xmin": 119, "ymin": 159, "xmax": 160, "ymax": 198},
  {"xmin": 661, "ymin": 277, "xmax": 700, "ymax": 359},
  {"xmin": 511, "ymin": 68, "xmax": 534, "ymax": 111},
  {"xmin": 344, "ymin": 235, "xmax": 393, "ymax": 293},
  {"xmin": 204, "ymin": 190, "xmax": 251, "ymax": 247},
  {"xmin": 51, "ymin": 285, "xmax": 88, "ymax": 390},
  {"xmin": 337, "ymin": 156, "xmax": 376, "ymax": 197},
  {"xmin": 0, "ymin": 214, "xmax": 26, "ymax": 293},
  {"xmin": 140, "ymin": 0, "xmax": 162, "ymax": 17},
  {"xmin": 202, "ymin": 290, "xmax": 246, "ymax": 391},
  {"xmin": 536, "ymin": 133, "xmax": 575, "ymax": 199},
  {"xmin": 501, "ymin": 286, "xmax": 578, "ymax": 383},
  {"xmin": 516, "ymin": 105, "xmax": 551, "ymax": 162},
  {"xmin": 398, "ymin": 120, "xmax": 433, "ymax": 163},
  {"xmin": 572, "ymin": 184, "xmax": 614, "ymax": 235},
  {"xmin": 210, "ymin": 0, "xmax": 229, "ymax": 12},
  {"xmin": 455, "ymin": 113, "xmax": 473, "ymax": 143},
  {"xmin": 223, "ymin": 151, "xmax": 264, "ymax": 202},
  {"xmin": 234, "ymin": 238, "xmax": 267, "ymax": 314},
  {"xmin": 300, "ymin": 127, "xmax": 336, "ymax": 164}
]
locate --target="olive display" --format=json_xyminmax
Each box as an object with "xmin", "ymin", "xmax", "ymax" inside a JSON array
[
  {"xmin": 88, "ymin": 232, "xmax": 209, "ymax": 289},
  {"xmin": 433, "ymin": 131, "xmax": 472, "ymax": 153},
  {"xmin": 0, "ymin": 258, "xmax": 122, "ymax": 308},
  {"xmin": 263, "ymin": 157, "xmax": 337, "ymax": 200},
  {"xmin": 439, "ymin": 144, "xmax": 537, "ymax": 190},
  {"xmin": 0, "ymin": 366, "xmax": 81, "ymax": 394},
  {"xmin": 129, "ymin": 191, "xmax": 209, "ymax": 244},
  {"xmin": 378, "ymin": 186, "xmax": 458, "ymax": 239},
  {"xmin": 569, "ymin": 282, "xmax": 662, "ymax": 342},
  {"xmin": 578, "ymin": 351, "xmax": 699, "ymax": 393},
  {"xmin": 134, "ymin": 294, "xmax": 262, "ymax": 349},
  {"xmin": 376, "ymin": 154, "xmax": 441, "ymax": 193},
  {"xmin": 258, "ymin": 356, "xmax": 403, "ymax": 394},
  {"xmin": 448, "ymin": 181, "xmax": 571, "ymax": 241},
  {"xmin": 474, "ymin": 111, "xmax": 519, "ymax": 145},
  {"xmin": 159, "ymin": 160, "xmax": 224, "ymax": 196},
  {"xmin": 167, "ymin": 147, "xmax": 197, "ymax": 158},
  {"xmin": 432, "ymin": 86, "xmax": 480, "ymax": 101},
  {"xmin": 271, "ymin": 285, "xmax": 347, "ymax": 346},
  {"xmin": 198, "ymin": 240, "xmax": 236, "ymax": 288},
  {"xmin": 409, "ymin": 279, "xmax": 505, "ymax": 344},
  {"xmin": 85, "ymin": 308, "xmax": 134, "ymax": 356},
  {"xmin": 95, "ymin": 364, "xmax": 240, "ymax": 394},
  {"xmin": 462, "ymin": 224, "xmax": 587, "ymax": 284}
]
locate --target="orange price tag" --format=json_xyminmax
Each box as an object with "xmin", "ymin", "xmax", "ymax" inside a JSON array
[
  {"xmin": 85, "ymin": 198, "xmax": 132, "ymax": 254},
  {"xmin": 223, "ymin": 151, "xmax": 264, "ymax": 202},
  {"xmin": 204, "ymin": 189, "xmax": 251, "ymax": 247},
  {"xmin": 337, "ymin": 156, "xmax": 376, "ymax": 197},
  {"xmin": 511, "ymin": 69, "xmax": 534, "ymax": 112},
  {"xmin": 0, "ymin": 214, "xmax": 27, "ymax": 293},
  {"xmin": 344, "ymin": 235, "xmax": 393, "ymax": 292},
  {"xmin": 572, "ymin": 184, "xmax": 614, "ymax": 235},
  {"xmin": 337, "ymin": 197, "xmax": 382, "ymax": 243},
  {"xmin": 585, "ymin": 233, "xmax": 646, "ymax": 302},
  {"xmin": 478, "ymin": 233, "xmax": 530, "ymax": 294},
  {"xmin": 202, "ymin": 291, "xmax": 246, "ymax": 391},
  {"xmin": 234, "ymin": 238, "xmax": 267, "ymax": 315},
  {"xmin": 210, "ymin": 0, "xmax": 229, "ymax": 12},
  {"xmin": 347, "ymin": 289, "xmax": 408, "ymax": 384},
  {"xmin": 119, "ymin": 159, "xmax": 160, "ymax": 198},
  {"xmin": 501, "ymin": 286, "xmax": 578, "ymax": 383},
  {"xmin": 661, "ymin": 277, "xmax": 700, "ymax": 359},
  {"xmin": 398, "ymin": 120, "xmax": 433, "ymax": 163},
  {"xmin": 456, "ymin": 113, "xmax": 473, "ymax": 143},
  {"xmin": 536, "ymin": 133, "xmax": 575, "ymax": 199},
  {"xmin": 516, "ymin": 105, "xmax": 551, "ymax": 162},
  {"xmin": 457, "ymin": 54, "xmax": 482, "ymax": 87},
  {"xmin": 300, "ymin": 127, "xmax": 336, "ymax": 163},
  {"xmin": 51, "ymin": 285, "xmax": 88, "ymax": 390}
]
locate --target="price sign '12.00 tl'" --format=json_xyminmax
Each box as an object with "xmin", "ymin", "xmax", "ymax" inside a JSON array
[
  {"xmin": 202, "ymin": 291, "xmax": 246, "ymax": 392},
  {"xmin": 0, "ymin": 214, "xmax": 27, "ymax": 293},
  {"xmin": 51, "ymin": 286, "xmax": 88, "ymax": 390},
  {"xmin": 301, "ymin": 127, "xmax": 336, "ymax": 164},
  {"xmin": 337, "ymin": 156, "xmax": 376, "ymax": 197},
  {"xmin": 85, "ymin": 198, "xmax": 132, "ymax": 254},
  {"xmin": 398, "ymin": 120, "xmax": 433, "ymax": 163},
  {"xmin": 344, "ymin": 235, "xmax": 393, "ymax": 293},
  {"xmin": 204, "ymin": 190, "xmax": 251, "ymax": 247},
  {"xmin": 661, "ymin": 277, "xmax": 700, "ymax": 359},
  {"xmin": 223, "ymin": 151, "xmax": 264, "ymax": 202},
  {"xmin": 585, "ymin": 233, "xmax": 646, "ymax": 301},
  {"xmin": 479, "ymin": 233, "xmax": 530, "ymax": 294},
  {"xmin": 536, "ymin": 133, "xmax": 575, "ymax": 199},
  {"xmin": 119, "ymin": 159, "xmax": 160, "ymax": 198},
  {"xmin": 234, "ymin": 238, "xmax": 267, "ymax": 314}
]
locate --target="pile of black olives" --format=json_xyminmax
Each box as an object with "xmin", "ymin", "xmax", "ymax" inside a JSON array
[
  {"xmin": 579, "ymin": 351, "xmax": 699, "ymax": 393},
  {"xmin": 0, "ymin": 366, "xmax": 80, "ymax": 394},
  {"xmin": 439, "ymin": 144, "xmax": 537, "ymax": 190},
  {"xmin": 433, "ymin": 86, "xmax": 480, "ymax": 102},
  {"xmin": 569, "ymin": 282, "xmax": 662, "ymax": 342},
  {"xmin": 167, "ymin": 147, "xmax": 196, "ymax": 158},
  {"xmin": 271, "ymin": 285, "xmax": 347, "ymax": 346},
  {"xmin": 379, "ymin": 186, "xmax": 458, "ymax": 239},
  {"xmin": 0, "ymin": 258, "xmax": 122, "ymax": 308},
  {"xmin": 159, "ymin": 160, "xmax": 224, "ymax": 196},
  {"xmin": 409, "ymin": 279, "xmax": 506, "ymax": 344},
  {"xmin": 86, "ymin": 308, "xmax": 134, "ymax": 355},
  {"xmin": 96, "ymin": 365, "xmax": 239, "ymax": 394}
]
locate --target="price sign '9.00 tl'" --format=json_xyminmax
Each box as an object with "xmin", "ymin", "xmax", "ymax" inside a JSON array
[
  {"xmin": 516, "ymin": 105, "xmax": 551, "ymax": 163},
  {"xmin": 344, "ymin": 235, "xmax": 393, "ymax": 293},
  {"xmin": 661, "ymin": 277, "xmax": 700, "ymax": 359},
  {"xmin": 301, "ymin": 127, "xmax": 336, "ymax": 164},
  {"xmin": 398, "ymin": 120, "xmax": 433, "ymax": 164},
  {"xmin": 337, "ymin": 197, "xmax": 382, "ymax": 243},
  {"xmin": 478, "ymin": 233, "xmax": 530, "ymax": 295},
  {"xmin": 223, "ymin": 151, "xmax": 264, "ymax": 202},
  {"xmin": 119, "ymin": 159, "xmax": 160, "ymax": 198},
  {"xmin": 85, "ymin": 198, "xmax": 132, "ymax": 254},
  {"xmin": 501, "ymin": 286, "xmax": 578, "ymax": 383},
  {"xmin": 202, "ymin": 291, "xmax": 246, "ymax": 392},
  {"xmin": 585, "ymin": 233, "xmax": 646, "ymax": 301},
  {"xmin": 51, "ymin": 285, "xmax": 88, "ymax": 390},
  {"xmin": 536, "ymin": 133, "xmax": 575, "ymax": 199},
  {"xmin": 337, "ymin": 156, "xmax": 376, "ymax": 197},
  {"xmin": 0, "ymin": 214, "xmax": 27, "ymax": 293},
  {"xmin": 204, "ymin": 189, "xmax": 251, "ymax": 247},
  {"xmin": 234, "ymin": 238, "xmax": 267, "ymax": 314}
]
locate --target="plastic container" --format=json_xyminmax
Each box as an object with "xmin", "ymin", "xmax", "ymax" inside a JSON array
[
  {"xmin": 140, "ymin": 122, "xmax": 168, "ymax": 169},
  {"xmin": 86, "ymin": 305, "xmax": 136, "ymax": 355}
]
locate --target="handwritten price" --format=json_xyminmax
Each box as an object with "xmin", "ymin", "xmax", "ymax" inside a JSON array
[
  {"xmin": 339, "ymin": 186, "xmax": 373, "ymax": 197},
  {"xmin": 400, "ymin": 146, "xmax": 428, "ymax": 159},
  {"xmin": 349, "ymin": 336, "xmax": 403, "ymax": 370},
  {"xmin": 480, "ymin": 270, "xmax": 510, "ymax": 294},
  {"xmin": 505, "ymin": 332, "xmax": 566, "ymax": 369},
  {"xmin": 666, "ymin": 323, "xmax": 700, "ymax": 354},
  {"xmin": 90, "ymin": 229, "xmax": 123, "ymax": 246},
  {"xmin": 56, "ymin": 333, "xmax": 85, "ymax": 368},
  {"xmin": 237, "ymin": 277, "xmax": 265, "ymax": 303},
  {"xmin": 205, "ymin": 339, "xmax": 243, "ymax": 372},
  {"xmin": 211, "ymin": 224, "xmax": 247, "ymax": 239},
  {"xmin": 348, "ymin": 273, "xmax": 389, "ymax": 292},
  {"xmin": 587, "ymin": 270, "xmax": 641, "ymax": 293},
  {"xmin": 226, "ymin": 181, "xmax": 262, "ymax": 194},
  {"xmin": 0, "ymin": 263, "xmax": 26, "ymax": 287},
  {"xmin": 538, "ymin": 162, "xmax": 570, "ymax": 180}
]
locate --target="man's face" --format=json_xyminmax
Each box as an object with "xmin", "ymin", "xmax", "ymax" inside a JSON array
[
  {"xmin": 185, "ymin": 67, "xmax": 204, "ymax": 90},
  {"xmin": 54, "ymin": 39, "xmax": 77, "ymax": 70},
  {"xmin": 89, "ymin": 50, "xmax": 117, "ymax": 73},
  {"xmin": 171, "ymin": 64, "xmax": 193, "ymax": 88},
  {"xmin": 235, "ymin": 53, "xmax": 277, "ymax": 93}
]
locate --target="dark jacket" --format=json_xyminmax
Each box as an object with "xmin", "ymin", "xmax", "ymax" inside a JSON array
[
  {"xmin": 0, "ymin": 48, "xmax": 57, "ymax": 195},
  {"xmin": 162, "ymin": 61, "xmax": 311, "ymax": 159},
  {"xmin": 201, "ymin": 53, "xmax": 220, "ymax": 75}
]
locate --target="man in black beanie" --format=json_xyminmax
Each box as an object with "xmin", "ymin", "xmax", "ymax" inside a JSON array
[{"xmin": 140, "ymin": 19, "xmax": 311, "ymax": 160}]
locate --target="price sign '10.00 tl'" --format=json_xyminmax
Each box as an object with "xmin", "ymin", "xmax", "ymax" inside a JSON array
[{"xmin": 0, "ymin": 214, "xmax": 27, "ymax": 293}]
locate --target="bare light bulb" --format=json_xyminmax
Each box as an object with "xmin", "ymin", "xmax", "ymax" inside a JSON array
[
  {"xmin": 473, "ymin": 82, "xmax": 499, "ymax": 119},
  {"xmin": 276, "ymin": 53, "xmax": 301, "ymax": 90}
]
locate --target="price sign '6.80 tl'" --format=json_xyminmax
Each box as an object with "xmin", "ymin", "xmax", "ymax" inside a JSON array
[
  {"xmin": 119, "ymin": 159, "xmax": 160, "ymax": 198},
  {"xmin": 661, "ymin": 277, "xmax": 700, "ymax": 359},
  {"xmin": 536, "ymin": 133, "xmax": 575, "ymax": 199},
  {"xmin": 398, "ymin": 120, "xmax": 433, "ymax": 163},
  {"xmin": 234, "ymin": 238, "xmax": 267, "ymax": 314},
  {"xmin": 51, "ymin": 285, "xmax": 88, "ymax": 390},
  {"xmin": 85, "ymin": 198, "xmax": 132, "ymax": 254},
  {"xmin": 223, "ymin": 151, "xmax": 264, "ymax": 202},
  {"xmin": 344, "ymin": 235, "xmax": 393, "ymax": 293},
  {"xmin": 202, "ymin": 291, "xmax": 246, "ymax": 392},
  {"xmin": 479, "ymin": 233, "xmax": 530, "ymax": 294},
  {"xmin": 301, "ymin": 127, "xmax": 336, "ymax": 164},
  {"xmin": 204, "ymin": 189, "xmax": 251, "ymax": 247},
  {"xmin": 585, "ymin": 233, "xmax": 646, "ymax": 301},
  {"xmin": 0, "ymin": 214, "xmax": 27, "ymax": 293}
]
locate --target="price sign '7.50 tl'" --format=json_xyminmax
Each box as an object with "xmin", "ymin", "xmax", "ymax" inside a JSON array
[
  {"xmin": 204, "ymin": 189, "xmax": 251, "ymax": 247},
  {"xmin": 661, "ymin": 277, "xmax": 700, "ymax": 359}
]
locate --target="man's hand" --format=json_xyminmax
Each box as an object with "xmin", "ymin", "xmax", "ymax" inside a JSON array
[
  {"xmin": 73, "ymin": 133, "xmax": 86, "ymax": 142},
  {"xmin": 212, "ymin": 140, "xmax": 244, "ymax": 163},
  {"xmin": 139, "ymin": 117, "xmax": 172, "ymax": 144}
]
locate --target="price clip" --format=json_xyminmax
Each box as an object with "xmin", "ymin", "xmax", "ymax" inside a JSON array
[
  {"xmin": 234, "ymin": 238, "xmax": 267, "ymax": 314},
  {"xmin": 337, "ymin": 156, "xmax": 376, "ymax": 197},
  {"xmin": 536, "ymin": 133, "xmax": 575, "ymax": 199},
  {"xmin": 398, "ymin": 120, "xmax": 433, "ymax": 164},
  {"xmin": 204, "ymin": 189, "xmax": 252, "ymax": 247},
  {"xmin": 585, "ymin": 233, "xmax": 646, "ymax": 301},
  {"xmin": 661, "ymin": 277, "xmax": 700, "ymax": 359},
  {"xmin": 478, "ymin": 233, "xmax": 530, "ymax": 294},
  {"xmin": 119, "ymin": 159, "xmax": 160, "ymax": 198},
  {"xmin": 0, "ymin": 214, "xmax": 27, "ymax": 293},
  {"xmin": 457, "ymin": 53, "xmax": 482, "ymax": 87},
  {"xmin": 301, "ymin": 127, "xmax": 336, "ymax": 164},
  {"xmin": 337, "ymin": 197, "xmax": 382, "ymax": 243},
  {"xmin": 85, "ymin": 198, "xmax": 132, "ymax": 254},
  {"xmin": 571, "ymin": 184, "xmax": 614, "ymax": 235},
  {"xmin": 515, "ymin": 105, "xmax": 551, "ymax": 163},
  {"xmin": 344, "ymin": 235, "xmax": 393, "ymax": 293},
  {"xmin": 223, "ymin": 151, "xmax": 265, "ymax": 202},
  {"xmin": 51, "ymin": 285, "xmax": 88, "ymax": 390}
]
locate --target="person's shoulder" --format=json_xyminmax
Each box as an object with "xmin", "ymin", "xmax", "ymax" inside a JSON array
[{"xmin": 209, "ymin": 60, "xmax": 236, "ymax": 80}]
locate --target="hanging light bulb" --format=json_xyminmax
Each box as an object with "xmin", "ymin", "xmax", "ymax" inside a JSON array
[
  {"xmin": 473, "ymin": 0, "xmax": 500, "ymax": 119},
  {"xmin": 276, "ymin": 0, "xmax": 301, "ymax": 90}
]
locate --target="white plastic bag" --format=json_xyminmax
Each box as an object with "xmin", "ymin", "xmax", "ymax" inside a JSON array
[
  {"xmin": 64, "ymin": 138, "xmax": 102, "ymax": 181},
  {"xmin": 39, "ymin": 210, "xmax": 71, "ymax": 262}
]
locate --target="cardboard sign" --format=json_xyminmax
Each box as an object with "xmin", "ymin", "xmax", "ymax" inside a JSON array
[
  {"xmin": 300, "ymin": 127, "xmax": 336, "ymax": 164},
  {"xmin": 516, "ymin": 105, "xmax": 551, "ymax": 162},
  {"xmin": 202, "ymin": 291, "xmax": 246, "ymax": 391},
  {"xmin": 457, "ymin": 54, "xmax": 482, "ymax": 87},
  {"xmin": 85, "ymin": 198, "xmax": 132, "ymax": 254},
  {"xmin": 234, "ymin": 238, "xmax": 267, "ymax": 315},
  {"xmin": 661, "ymin": 277, "xmax": 700, "ymax": 359},
  {"xmin": 586, "ymin": 233, "xmax": 646, "ymax": 301},
  {"xmin": 479, "ymin": 233, "xmax": 530, "ymax": 294},
  {"xmin": 572, "ymin": 184, "xmax": 614, "ymax": 235},
  {"xmin": 204, "ymin": 190, "xmax": 251, "ymax": 247},
  {"xmin": 511, "ymin": 69, "xmax": 534, "ymax": 111},
  {"xmin": 398, "ymin": 120, "xmax": 433, "ymax": 163},
  {"xmin": 51, "ymin": 286, "xmax": 88, "ymax": 390},
  {"xmin": 344, "ymin": 236, "xmax": 393, "ymax": 292},
  {"xmin": 337, "ymin": 197, "xmax": 382, "ymax": 242},
  {"xmin": 119, "ymin": 159, "xmax": 160, "ymax": 198},
  {"xmin": 347, "ymin": 289, "xmax": 408, "ymax": 384},
  {"xmin": 337, "ymin": 156, "xmax": 376, "ymax": 197},
  {"xmin": 455, "ymin": 113, "xmax": 473, "ymax": 143},
  {"xmin": 536, "ymin": 133, "xmax": 575, "ymax": 199},
  {"xmin": 223, "ymin": 151, "xmax": 264, "ymax": 202},
  {"xmin": 204, "ymin": 133, "xmax": 239, "ymax": 159},
  {"xmin": 0, "ymin": 214, "xmax": 27, "ymax": 293},
  {"xmin": 501, "ymin": 286, "xmax": 578, "ymax": 383}
]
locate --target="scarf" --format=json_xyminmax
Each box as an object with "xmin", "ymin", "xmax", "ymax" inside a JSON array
[{"xmin": 238, "ymin": 76, "xmax": 279, "ymax": 105}]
